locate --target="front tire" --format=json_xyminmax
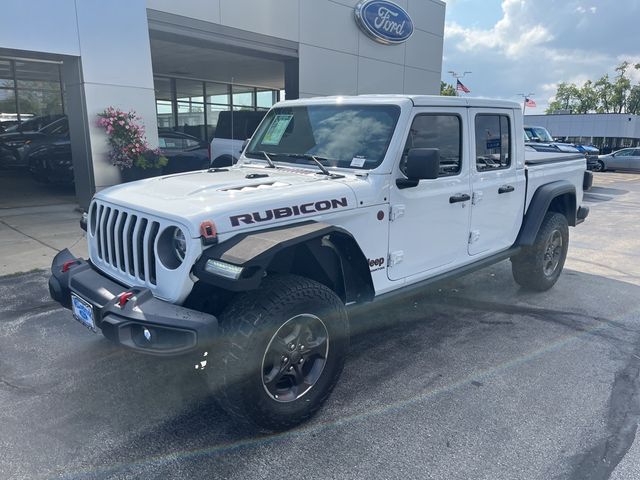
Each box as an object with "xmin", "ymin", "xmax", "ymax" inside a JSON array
[
  {"xmin": 592, "ymin": 160, "xmax": 605, "ymax": 172},
  {"xmin": 511, "ymin": 212, "xmax": 569, "ymax": 291},
  {"xmin": 212, "ymin": 274, "xmax": 349, "ymax": 430}
]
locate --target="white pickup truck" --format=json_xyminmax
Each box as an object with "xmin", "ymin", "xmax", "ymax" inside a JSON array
[{"xmin": 49, "ymin": 95, "xmax": 591, "ymax": 430}]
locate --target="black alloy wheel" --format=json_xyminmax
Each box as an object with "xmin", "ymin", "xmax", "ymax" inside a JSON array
[{"xmin": 261, "ymin": 313, "xmax": 329, "ymax": 403}]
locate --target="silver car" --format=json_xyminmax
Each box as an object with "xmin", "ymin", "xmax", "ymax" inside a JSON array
[{"xmin": 595, "ymin": 148, "xmax": 640, "ymax": 172}]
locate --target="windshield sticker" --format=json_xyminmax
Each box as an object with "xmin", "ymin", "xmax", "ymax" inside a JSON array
[
  {"xmin": 262, "ymin": 114, "xmax": 293, "ymax": 145},
  {"xmin": 350, "ymin": 156, "xmax": 366, "ymax": 168}
]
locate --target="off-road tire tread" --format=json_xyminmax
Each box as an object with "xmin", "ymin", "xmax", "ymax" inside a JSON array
[
  {"xmin": 512, "ymin": 212, "xmax": 569, "ymax": 291},
  {"xmin": 213, "ymin": 274, "xmax": 348, "ymax": 430}
]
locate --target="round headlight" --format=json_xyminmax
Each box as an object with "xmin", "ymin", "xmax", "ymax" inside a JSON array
[
  {"xmin": 173, "ymin": 227, "xmax": 187, "ymax": 262},
  {"xmin": 157, "ymin": 226, "xmax": 187, "ymax": 270}
]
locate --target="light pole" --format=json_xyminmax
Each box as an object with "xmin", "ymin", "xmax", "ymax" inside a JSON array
[
  {"xmin": 518, "ymin": 92, "xmax": 535, "ymax": 115},
  {"xmin": 448, "ymin": 71, "xmax": 472, "ymax": 96}
]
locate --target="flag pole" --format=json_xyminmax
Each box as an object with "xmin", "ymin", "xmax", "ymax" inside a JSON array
[
  {"xmin": 448, "ymin": 70, "xmax": 471, "ymax": 96},
  {"xmin": 518, "ymin": 92, "xmax": 535, "ymax": 116}
]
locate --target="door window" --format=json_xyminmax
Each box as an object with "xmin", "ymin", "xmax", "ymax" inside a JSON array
[
  {"xmin": 475, "ymin": 115, "xmax": 511, "ymax": 171},
  {"xmin": 401, "ymin": 114, "xmax": 462, "ymax": 177},
  {"xmin": 615, "ymin": 149, "xmax": 633, "ymax": 156}
]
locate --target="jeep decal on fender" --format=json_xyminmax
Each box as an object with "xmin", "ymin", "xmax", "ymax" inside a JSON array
[{"xmin": 230, "ymin": 197, "xmax": 349, "ymax": 227}]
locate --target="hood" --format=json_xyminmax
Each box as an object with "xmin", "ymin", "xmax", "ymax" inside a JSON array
[
  {"xmin": 95, "ymin": 165, "xmax": 362, "ymax": 237},
  {"xmin": 526, "ymin": 141, "xmax": 579, "ymax": 153}
]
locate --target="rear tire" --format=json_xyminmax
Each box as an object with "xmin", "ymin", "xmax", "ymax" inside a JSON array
[
  {"xmin": 212, "ymin": 274, "xmax": 349, "ymax": 430},
  {"xmin": 511, "ymin": 212, "xmax": 569, "ymax": 291}
]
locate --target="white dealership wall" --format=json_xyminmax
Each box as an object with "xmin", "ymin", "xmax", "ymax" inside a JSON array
[
  {"xmin": 1, "ymin": 0, "xmax": 445, "ymax": 206},
  {"xmin": 0, "ymin": 0, "xmax": 158, "ymax": 197},
  {"xmin": 148, "ymin": 0, "xmax": 446, "ymax": 97},
  {"xmin": 525, "ymin": 113, "xmax": 640, "ymax": 142}
]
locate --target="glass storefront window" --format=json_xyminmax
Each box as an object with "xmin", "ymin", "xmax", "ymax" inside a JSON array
[
  {"xmin": 176, "ymin": 79, "xmax": 204, "ymax": 103},
  {"xmin": 156, "ymin": 100, "xmax": 174, "ymax": 129},
  {"xmin": 0, "ymin": 58, "xmax": 64, "ymax": 129},
  {"xmin": 0, "ymin": 60, "xmax": 13, "ymax": 87},
  {"xmin": 154, "ymin": 77, "xmax": 173, "ymax": 101},
  {"xmin": 15, "ymin": 61, "xmax": 60, "ymax": 91},
  {"xmin": 257, "ymin": 89, "xmax": 276, "ymax": 109},
  {"xmin": 0, "ymin": 89, "xmax": 18, "ymax": 130},
  {"xmin": 232, "ymin": 86, "xmax": 253, "ymax": 108},
  {"xmin": 206, "ymin": 104, "xmax": 227, "ymax": 139},
  {"xmin": 153, "ymin": 75, "xmax": 280, "ymax": 142},
  {"xmin": 206, "ymin": 82, "xmax": 229, "ymax": 105},
  {"xmin": 17, "ymin": 90, "xmax": 63, "ymax": 118},
  {"xmin": 177, "ymin": 101, "xmax": 205, "ymax": 139}
]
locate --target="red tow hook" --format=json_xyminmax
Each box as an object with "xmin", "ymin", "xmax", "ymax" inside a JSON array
[
  {"xmin": 117, "ymin": 291, "xmax": 135, "ymax": 308},
  {"xmin": 61, "ymin": 260, "xmax": 78, "ymax": 273}
]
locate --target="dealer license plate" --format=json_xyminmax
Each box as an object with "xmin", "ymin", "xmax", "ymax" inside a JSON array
[{"xmin": 71, "ymin": 293, "xmax": 96, "ymax": 332}]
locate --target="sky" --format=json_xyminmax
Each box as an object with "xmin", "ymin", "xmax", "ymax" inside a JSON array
[{"xmin": 442, "ymin": 0, "xmax": 640, "ymax": 111}]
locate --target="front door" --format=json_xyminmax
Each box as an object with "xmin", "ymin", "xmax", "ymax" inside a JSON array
[
  {"xmin": 388, "ymin": 109, "xmax": 471, "ymax": 281},
  {"xmin": 608, "ymin": 148, "xmax": 633, "ymax": 169},
  {"xmin": 468, "ymin": 110, "xmax": 525, "ymax": 256}
]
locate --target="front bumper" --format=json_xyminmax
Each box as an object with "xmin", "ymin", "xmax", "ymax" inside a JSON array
[{"xmin": 49, "ymin": 249, "xmax": 218, "ymax": 356}]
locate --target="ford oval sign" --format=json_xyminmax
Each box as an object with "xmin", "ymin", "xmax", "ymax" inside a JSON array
[{"xmin": 354, "ymin": 0, "xmax": 414, "ymax": 45}]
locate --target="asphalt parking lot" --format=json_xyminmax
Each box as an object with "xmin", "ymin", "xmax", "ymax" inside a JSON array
[{"xmin": 1, "ymin": 172, "xmax": 640, "ymax": 480}]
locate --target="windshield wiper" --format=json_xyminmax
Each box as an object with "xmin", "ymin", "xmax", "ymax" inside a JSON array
[
  {"xmin": 273, "ymin": 153, "xmax": 335, "ymax": 176},
  {"xmin": 252, "ymin": 150, "xmax": 276, "ymax": 168}
]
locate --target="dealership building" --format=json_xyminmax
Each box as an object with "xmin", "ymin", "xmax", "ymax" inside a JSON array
[
  {"xmin": 525, "ymin": 113, "xmax": 640, "ymax": 153},
  {"xmin": 0, "ymin": 0, "xmax": 445, "ymax": 208}
]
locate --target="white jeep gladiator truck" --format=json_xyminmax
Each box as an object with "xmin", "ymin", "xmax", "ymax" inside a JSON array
[{"xmin": 49, "ymin": 95, "xmax": 592, "ymax": 430}]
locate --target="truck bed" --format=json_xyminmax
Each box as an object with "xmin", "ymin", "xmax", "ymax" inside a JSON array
[{"xmin": 524, "ymin": 150, "xmax": 586, "ymax": 213}]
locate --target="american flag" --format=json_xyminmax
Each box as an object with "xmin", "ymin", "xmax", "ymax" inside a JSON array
[
  {"xmin": 456, "ymin": 79, "xmax": 470, "ymax": 93},
  {"xmin": 525, "ymin": 98, "xmax": 536, "ymax": 108}
]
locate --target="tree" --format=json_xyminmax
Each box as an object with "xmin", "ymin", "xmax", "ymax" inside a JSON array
[
  {"xmin": 611, "ymin": 61, "xmax": 632, "ymax": 113},
  {"xmin": 546, "ymin": 82, "xmax": 581, "ymax": 113},
  {"xmin": 548, "ymin": 62, "xmax": 640, "ymax": 114},
  {"xmin": 576, "ymin": 81, "xmax": 598, "ymax": 114},
  {"xmin": 593, "ymin": 75, "xmax": 614, "ymax": 113},
  {"xmin": 440, "ymin": 81, "xmax": 456, "ymax": 96}
]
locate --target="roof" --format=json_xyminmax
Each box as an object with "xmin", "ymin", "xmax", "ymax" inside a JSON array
[{"xmin": 278, "ymin": 95, "xmax": 520, "ymax": 110}]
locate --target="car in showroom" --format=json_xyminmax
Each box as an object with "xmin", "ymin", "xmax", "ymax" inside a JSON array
[
  {"xmin": 28, "ymin": 128, "xmax": 213, "ymax": 183},
  {"xmin": 209, "ymin": 110, "xmax": 266, "ymax": 166},
  {"xmin": 0, "ymin": 114, "xmax": 67, "ymax": 168},
  {"xmin": 594, "ymin": 147, "xmax": 640, "ymax": 172}
]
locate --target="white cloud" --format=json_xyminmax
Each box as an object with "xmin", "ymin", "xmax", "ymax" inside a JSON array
[{"xmin": 443, "ymin": 0, "xmax": 640, "ymax": 110}]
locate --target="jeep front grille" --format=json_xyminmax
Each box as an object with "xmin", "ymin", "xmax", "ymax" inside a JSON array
[{"xmin": 90, "ymin": 201, "xmax": 160, "ymax": 286}]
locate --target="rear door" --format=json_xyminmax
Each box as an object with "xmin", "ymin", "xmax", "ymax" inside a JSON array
[
  {"xmin": 468, "ymin": 110, "xmax": 525, "ymax": 256},
  {"xmin": 629, "ymin": 149, "xmax": 640, "ymax": 171}
]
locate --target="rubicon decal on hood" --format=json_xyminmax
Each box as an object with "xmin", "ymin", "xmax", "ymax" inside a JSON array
[{"xmin": 230, "ymin": 197, "xmax": 349, "ymax": 227}]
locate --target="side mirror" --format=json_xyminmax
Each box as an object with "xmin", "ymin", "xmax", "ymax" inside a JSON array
[{"xmin": 397, "ymin": 148, "xmax": 440, "ymax": 189}]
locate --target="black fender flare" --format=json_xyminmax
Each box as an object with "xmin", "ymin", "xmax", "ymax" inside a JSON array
[
  {"xmin": 516, "ymin": 180, "xmax": 576, "ymax": 247},
  {"xmin": 193, "ymin": 221, "xmax": 375, "ymax": 303}
]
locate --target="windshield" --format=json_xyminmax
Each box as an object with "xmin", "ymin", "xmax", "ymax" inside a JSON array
[
  {"xmin": 524, "ymin": 126, "xmax": 553, "ymax": 143},
  {"xmin": 245, "ymin": 104, "xmax": 401, "ymax": 170}
]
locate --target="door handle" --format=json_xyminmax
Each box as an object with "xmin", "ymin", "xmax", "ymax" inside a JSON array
[
  {"xmin": 449, "ymin": 193, "xmax": 471, "ymax": 204},
  {"xmin": 498, "ymin": 185, "xmax": 515, "ymax": 194}
]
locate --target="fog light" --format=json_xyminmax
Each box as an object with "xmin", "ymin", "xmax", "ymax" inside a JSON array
[
  {"xmin": 143, "ymin": 328, "xmax": 152, "ymax": 342},
  {"xmin": 205, "ymin": 259, "xmax": 244, "ymax": 280}
]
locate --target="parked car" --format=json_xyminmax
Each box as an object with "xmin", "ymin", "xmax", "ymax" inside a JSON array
[
  {"xmin": 595, "ymin": 148, "xmax": 640, "ymax": 172},
  {"xmin": 50, "ymin": 95, "xmax": 590, "ymax": 431},
  {"xmin": 209, "ymin": 110, "xmax": 267, "ymax": 166},
  {"xmin": 158, "ymin": 129, "xmax": 210, "ymax": 174},
  {"xmin": 524, "ymin": 126, "xmax": 580, "ymax": 154},
  {"xmin": 0, "ymin": 115, "xmax": 67, "ymax": 168},
  {"xmin": 28, "ymin": 128, "xmax": 213, "ymax": 183}
]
